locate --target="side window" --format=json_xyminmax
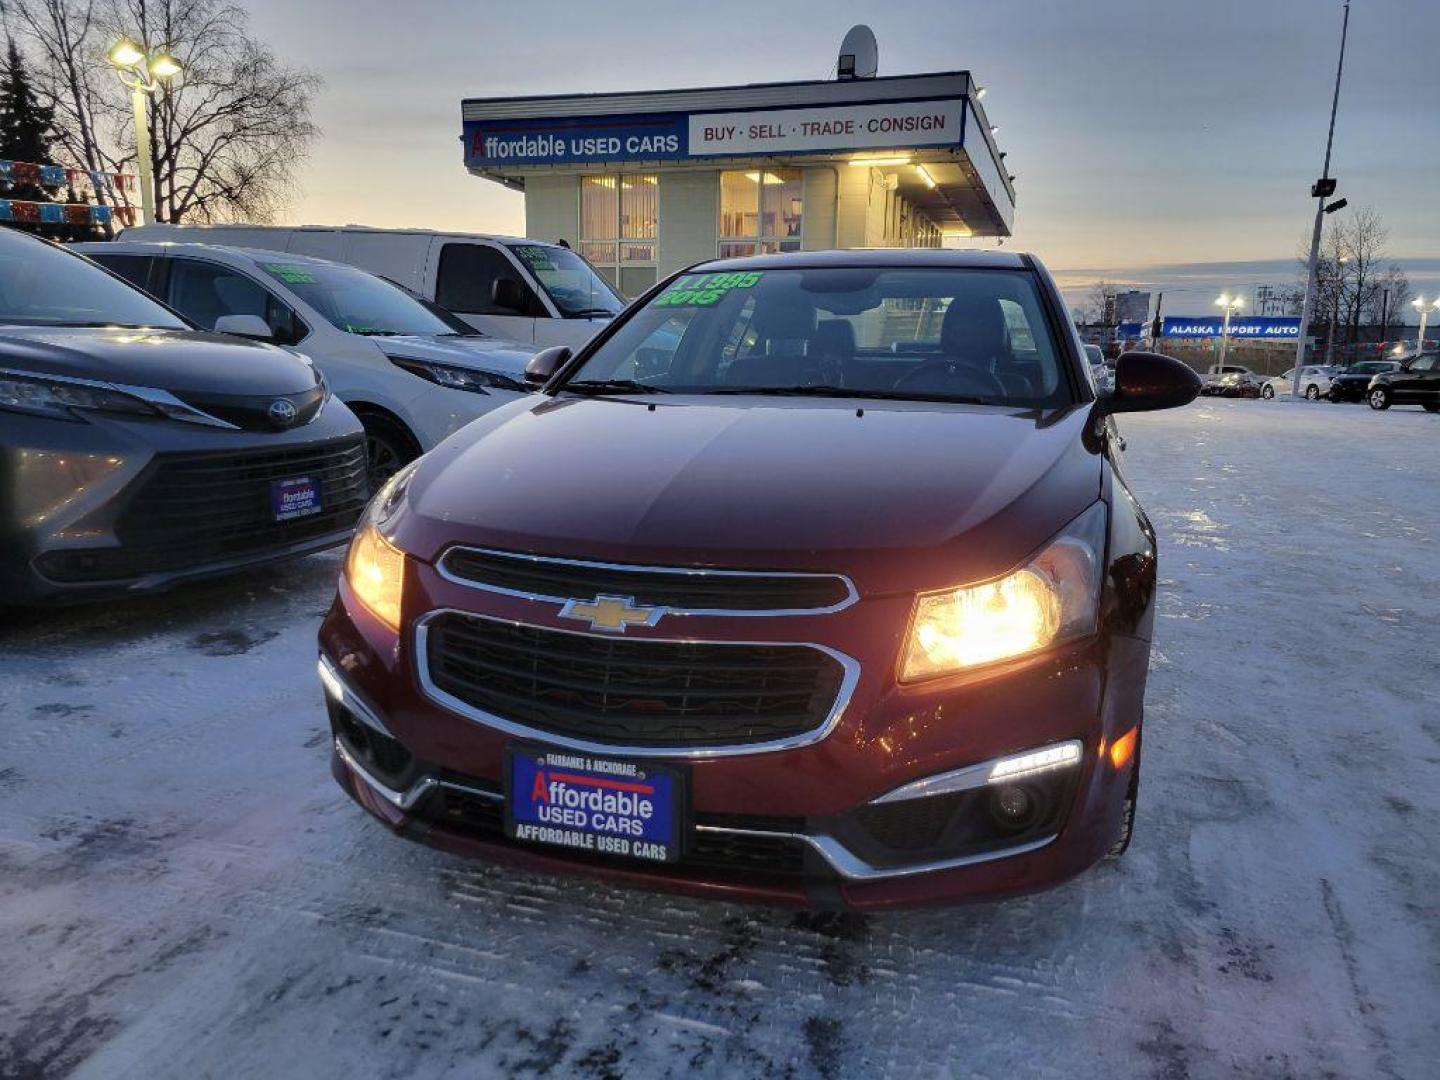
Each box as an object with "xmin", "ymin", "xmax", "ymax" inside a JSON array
[
  {"xmin": 1410, "ymin": 355, "xmax": 1434, "ymax": 372},
  {"xmin": 165, "ymin": 259, "xmax": 305, "ymax": 344},
  {"xmin": 435, "ymin": 243, "xmax": 542, "ymax": 316},
  {"xmin": 91, "ymin": 254, "xmax": 154, "ymax": 294}
]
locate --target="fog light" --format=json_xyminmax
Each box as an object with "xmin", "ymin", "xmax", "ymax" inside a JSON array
[{"xmin": 988, "ymin": 784, "xmax": 1043, "ymax": 833}]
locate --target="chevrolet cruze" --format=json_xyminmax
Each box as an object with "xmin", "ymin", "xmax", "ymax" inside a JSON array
[{"xmin": 319, "ymin": 249, "xmax": 1200, "ymax": 908}]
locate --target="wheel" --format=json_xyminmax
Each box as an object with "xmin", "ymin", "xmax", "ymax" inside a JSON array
[
  {"xmin": 1261, "ymin": 384, "xmax": 1275, "ymax": 399},
  {"xmin": 357, "ymin": 412, "xmax": 421, "ymax": 491},
  {"xmin": 1369, "ymin": 388, "xmax": 1390, "ymax": 411},
  {"xmin": 1306, "ymin": 384, "xmax": 1320, "ymax": 400}
]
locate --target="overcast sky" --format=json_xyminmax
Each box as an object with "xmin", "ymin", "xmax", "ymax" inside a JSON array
[{"xmin": 245, "ymin": 0, "xmax": 1440, "ymax": 311}]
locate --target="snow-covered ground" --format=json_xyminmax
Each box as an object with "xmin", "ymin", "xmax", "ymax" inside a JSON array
[{"xmin": 2, "ymin": 399, "xmax": 1438, "ymax": 1079}]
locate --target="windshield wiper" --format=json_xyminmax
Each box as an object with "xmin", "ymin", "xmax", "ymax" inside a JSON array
[
  {"xmin": 348, "ymin": 329, "xmax": 404, "ymax": 337},
  {"xmin": 708, "ymin": 385, "xmax": 990, "ymax": 404},
  {"xmin": 565, "ymin": 308, "xmax": 617, "ymax": 319},
  {"xmin": 561, "ymin": 378, "xmax": 671, "ymax": 396}
]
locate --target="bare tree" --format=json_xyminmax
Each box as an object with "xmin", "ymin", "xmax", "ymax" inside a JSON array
[
  {"xmin": 1297, "ymin": 206, "xmax": 1410, "ymax": 344},
  {"xmin": 6, "ymin": 0, "xmax": 127, "ymax": 222},
  {"xmin": 8, "ymin": 0, "xmax": 320, "ymax": 223}
]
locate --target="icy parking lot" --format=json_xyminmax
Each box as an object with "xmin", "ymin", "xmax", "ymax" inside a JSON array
[{"xmin": 2, "ymin": 400, "xmax": 1438, "ymax": 1079}]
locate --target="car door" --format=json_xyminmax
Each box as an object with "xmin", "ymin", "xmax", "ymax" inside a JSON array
[
  {"xmin": 159, "ymin": 256, "xmax": 309, "ymax": 346},
  {"xmin": 1399, "ymin": 354, "xmax": 1438, "ymax": 402},
  {"xmin": 432, "ymin": 241, "xmax": 545, "ymax": 342}
]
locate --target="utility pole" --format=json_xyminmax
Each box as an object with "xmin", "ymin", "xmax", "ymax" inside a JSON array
[
  {"xmin": 1292, "ymin": 0, "xmax": 1351, "ymax": 398},
  {"xmin": 1380, "ymin": 287, "xmax": 1390, "ymax": 350}
]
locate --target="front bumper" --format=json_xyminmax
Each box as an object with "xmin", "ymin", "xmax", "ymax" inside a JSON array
[
  {"xmin": 318, "ymin": 556, "xmax": 1147, "ymax": 909},
  {"xmin": 0, "ymin": 402, "xmax": 367, "ymax": 605},
  {"xmin": 1328, "ymin": 381, "xmax": 1369, "ymax": 401}
]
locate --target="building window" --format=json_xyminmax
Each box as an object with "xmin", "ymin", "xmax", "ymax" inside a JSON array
[
  {"xmin": 580, "ymin": 174, "xmax": 657, "ymax": 296},
  {"xmin": 718, "ymin": 169, "xmax": 802, "ymax": 258}
]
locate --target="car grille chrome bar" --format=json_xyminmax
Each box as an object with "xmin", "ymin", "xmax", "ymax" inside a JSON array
[{"xmin": 435, "ymin": 545, "xmax": 859, "ymax": 617}]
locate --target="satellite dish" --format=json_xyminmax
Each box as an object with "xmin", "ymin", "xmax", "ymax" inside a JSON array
[{"xmin": 837, "ymin": 25, "xmax": 878, "ymax": 80}]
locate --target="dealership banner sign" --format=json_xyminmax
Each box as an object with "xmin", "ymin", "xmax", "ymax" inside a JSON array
[
  {"xmin": 464, "ymin": 98, "xmax": 965, "ymax": 168},
  {"xmin": 687, "ymin": 99, "xmax": 963, "ymax": 156},
  {"xmin": 1161, "ymin": 316, "xmax": 1302, "ymax": 339}
]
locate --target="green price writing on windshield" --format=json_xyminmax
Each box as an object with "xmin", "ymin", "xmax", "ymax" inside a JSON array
[
  {"xmin": 654, "ymin": 271, "xmax": 762, "ymax": 308},
  {"xmin": 265, "ymin": 263, "xmax": 316, "ymax": 285}
]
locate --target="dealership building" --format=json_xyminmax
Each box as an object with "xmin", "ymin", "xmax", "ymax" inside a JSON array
[{"xmin": 460, "ymin": 65, "xmax": 1014, "ymax": 294}]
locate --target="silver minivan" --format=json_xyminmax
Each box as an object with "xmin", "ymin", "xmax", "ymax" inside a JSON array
[{"xmin": 119, "ymin": 224, "xmax": 624, "ymax": 348}]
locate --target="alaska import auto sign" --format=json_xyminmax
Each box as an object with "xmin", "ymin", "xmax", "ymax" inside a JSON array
[
  {"xmin": 1162, "ymin": 316, "xmax": 1302, "ymax": 339},
  {"xmin": 463, "ymin": 98, "xmax": 965, "ymax": 167}
]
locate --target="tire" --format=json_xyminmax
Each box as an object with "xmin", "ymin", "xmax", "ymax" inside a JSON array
[
  {"xmin": 1261, "ymin": 384, "xmax": 1275, "ymax": 399},
  {"xmin": 357, "ymin": 412, "xmax": 421, "ymax": 491},
  {"xmin": 1369, "ymin": 388, "xmax": 1390, "ymax": 411},
  {"xmin": 1305, "ymin": 384, "xmax": 1320, "ymax": 400}
]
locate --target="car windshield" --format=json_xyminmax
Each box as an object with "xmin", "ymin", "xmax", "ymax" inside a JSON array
[
  {"xmin": 562, "ymin": 266, "xmax": 1073, "ymax": 407},
  {"xmin": 258, "ymin": 260, "xmax": 458, "ymax": 336},
  {"xmin": 1351, "ymin": 362, "xmax": 1389, "ymax": 374},
  {"xmin": 508, "ymin": 244, "xmax": 623, "ymax": 318},
  {"xmin": 0, "ymin": 232, "xmax": 186, "ymax": 329}
]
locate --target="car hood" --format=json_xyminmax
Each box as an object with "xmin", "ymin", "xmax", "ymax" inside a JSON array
[
  {"xmin": 0, "ymin": 324, "xmax": 318, "ymax": 395},
  {"xmin": 372, "ymin": 334, "xmax": 538, "ymax": 379},
  {"xmin": 393, "ymin": 395, "xmax": 1104, "ymax": 596}
]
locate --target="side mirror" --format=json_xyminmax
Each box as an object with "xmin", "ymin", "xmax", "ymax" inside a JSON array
[
  {"xmin": 524, "ymin": 346, "xmax": 571, "ymax": 385},
  {"xmin": 213, "ymin": 313, "xmax": 274, "ymax": 340},
  {"xmin": 1098, "ymin": 351, "xmax": 1202, "ymax": 414},
  {"xmin": 492, "ymin": 277, "xmax": 527, "ymax": 313}
]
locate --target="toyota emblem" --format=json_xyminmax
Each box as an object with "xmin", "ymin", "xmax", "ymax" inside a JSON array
[{"xmin": 267, "ymin": 398, "xmax": 299, "ymax": 428}]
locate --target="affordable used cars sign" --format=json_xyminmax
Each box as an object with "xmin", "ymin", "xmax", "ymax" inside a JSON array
[{"xmin": 464, "ymin": 98, "xmax": 965, "ymax": 167}]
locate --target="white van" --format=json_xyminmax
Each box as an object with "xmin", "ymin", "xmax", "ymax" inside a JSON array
[{"xmin": 120, "ymin": 224, "xmax": 625, "ymax": 348}]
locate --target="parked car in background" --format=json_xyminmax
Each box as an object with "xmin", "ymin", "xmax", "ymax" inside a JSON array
[
  {"xmin": 116, "ymin": 224, "xmax": 625, "ymax": 348},
  {"xmin": 1084, "ymin": 343, "xmax": 1113, "ymax": 391},
  {"xmin": 78, "ymin": 242, "xmax": 539, "ymax": 486},
  {"xmin": 1327, "ymin": 360, "xmax": 1402, "ymax": 403},
  {"xmin": 1200, "ymin": 364, "xmax": 1261, "ymax": 398},
  {"xmin": 1261, "ymin": 365, "xmax": 1339, "ymax": 400},
  {"xmin": 319, "ymin": 248, "xmax": 1202, "ymax": 907},
  {"xmin": 1365, "ymin": 351, "xmax": 1440, "ymax": 411},
  {"xmin": 1, "ymin": 229, "xmax": 366, "ymax": 605}
]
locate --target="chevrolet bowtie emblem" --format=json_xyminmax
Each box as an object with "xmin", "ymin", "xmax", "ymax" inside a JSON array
[{"xmin": 559, "ymin": 594, "xmax": 663, "ymax": 633}]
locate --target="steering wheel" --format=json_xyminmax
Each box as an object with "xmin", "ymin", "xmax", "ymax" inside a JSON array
[{"xmin": 891, "ymin": 358, "xmax": 1006, "ymax": 398}]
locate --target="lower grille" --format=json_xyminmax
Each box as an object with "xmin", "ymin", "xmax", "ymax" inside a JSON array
[
  {"xmin": 422, "ymin": 612, "xmax": 848, "ymax": 749},
  {"xmin": 42, "ymin": 436, "xmax": 367, "ymax": 582},
  {"xmin": 420, "ymin": 786, "xmax": 813, "ymax": 879}
]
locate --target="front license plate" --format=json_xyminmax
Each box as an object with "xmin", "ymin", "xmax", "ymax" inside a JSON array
[
  {"xmin": 271, "ymin": 476, "xmax": 321, "ymax": 522},
  {"xmin": 505, "ymin": 746, "xmax": 685, "ymax": 863}
]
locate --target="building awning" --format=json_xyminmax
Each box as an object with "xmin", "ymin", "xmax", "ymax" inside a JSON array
[{"xmin": 460, "ymin": 71, "xmax": 1014, "ymax": 236}]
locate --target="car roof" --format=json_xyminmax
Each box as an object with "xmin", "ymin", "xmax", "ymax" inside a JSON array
[
  {"xmin": 683, "ymin": 248, "xmax": 1033, "ymax": 273},
  {"xmin": 119, "ymin": 223, "xmax": 544, "ymax": 245},
  {"xmin": 76, "ymin": 240, "xmax": 349, "ymax": 271}
]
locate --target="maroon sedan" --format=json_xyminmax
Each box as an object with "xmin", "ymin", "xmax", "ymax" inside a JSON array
[{"xmin": 318, "ymin": 249, "xmax": 1199, "ymax": 909}]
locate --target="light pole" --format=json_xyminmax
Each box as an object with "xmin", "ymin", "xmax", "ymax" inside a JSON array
[
  {"xmin": 1414, "ymin": 296, "xmax": 1440, "ymax": 354},
  {"xmin": 1215, "ymin": 293, "xmax": 1244, "ymax": 372},
  {"xmin": 1293, "ymin": 0, "xmax": 1352, "ymax": 398},
  {"xmin": 107, "ymin": 40, "xmax": 183, "ymax": 226}
]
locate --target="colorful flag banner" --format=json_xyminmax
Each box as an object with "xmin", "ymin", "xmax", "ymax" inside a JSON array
[{"xmin": 0, "ymin": 198, "xmax": 122, "ymax": 226}]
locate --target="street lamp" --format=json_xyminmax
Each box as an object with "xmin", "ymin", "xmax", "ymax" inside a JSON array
[
  {"xmin": 1215, "ymin": 293, "xmax": 1244, "ymax": 372},
  {"xmin": 107, "ymin": 39, "xmax": 183, "ymax": 226},
  {"xmin": 1413, "ymin": 295, "xmax": 1440, "ymax": 354}
]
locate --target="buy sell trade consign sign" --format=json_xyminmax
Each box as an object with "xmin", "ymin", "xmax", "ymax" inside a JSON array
[
  {"xmin": 463, "ymin": 98, "xmax": 965, "ymax": 168},
  {"xmin": 1161, "ymin": 316, "xmax": 1302, "ymax": 339}
]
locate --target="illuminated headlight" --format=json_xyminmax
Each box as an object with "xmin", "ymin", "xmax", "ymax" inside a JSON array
[
  {"xmin": 387, "ymin": 355, "xmax": 525, "ymax": 393},
  {"xmin": 345, "ymin": 522, "xmax": 405, "ymax": 631},
  {"xmin": 900, "ymin": 502, "xmax": 1106, "ymax": 680}
]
